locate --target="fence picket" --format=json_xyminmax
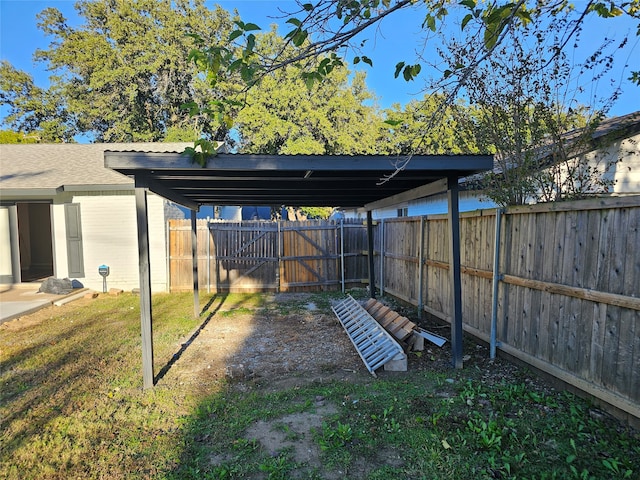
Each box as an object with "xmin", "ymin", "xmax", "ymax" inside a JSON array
[{"xmin": 167, "ymin": 198, "xmax": 640, "ymax": 420}]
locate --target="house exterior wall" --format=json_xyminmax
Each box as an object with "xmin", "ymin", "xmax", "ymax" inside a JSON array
[
  {"xmin": 64, "ymin": 191, "xmax": 168, "ymax": 292},
  {"xmin": 597, "ymin": 132, "xmax": 639, "ymax": 194},
  {"xmin": 543, "ymin": 132, "xmax": 639, "ymax": 199},
  {"xmin": 2, "ymin": 191, "xmax": 170, "ymax": 291},
  {"xmin": 341, "ymin": 191, "xmax": 494, "ymax": 220}
]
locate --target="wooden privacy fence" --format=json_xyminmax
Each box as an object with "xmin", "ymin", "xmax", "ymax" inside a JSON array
[
  {"xmin": 373, "ymin": 196, "xmax": 640, "ymax": 422},
  {"xmin": 167, "ymin": 197, "xmax": 640, "ymax": 421},
  {"xmin": 168, "ymin": 219, "xmax": 368, "ymax": 293}
]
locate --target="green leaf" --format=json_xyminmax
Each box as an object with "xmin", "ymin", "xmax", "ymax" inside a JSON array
[
  {"xmin": 461, "ymin": 13, "xmax": 473, "ymax": 30},
  {"xmin": 296, "ymin": 30, "xmax": 309, "ymax": 46},
  {"xmin": 181, "ymin": 101, "xmax": 199, "ymax": 116},
  {"xmin": 394, "ymin": 61, "xmax": 405, "ymax": 78},
  {"xmin": 353, "ymin": 56, "xmax": 361, "ymax": 64},
  {"xmin": 318, "ymin": 57, "xmax": 331, "ymax": 75},
  {"xmin": 384, "ymin": 119, "xmax": 402, "ymax": 126},
  {"xmin": 590, "ymin": 2, "xmax": 624, "ymax": 17},
  {"xmin": 362, "ymin": 55, "xmax": 373, "ymax": 67},
  {"xmin": 424, "ymin": 14, "xmax": 436, "ymax": 32},
  {"xmin": 228, "ymin": 58, "xmax": 243, "ymax": 72},
  {"xmin": 246, "ymin": 34, "xmax": 256, "ymax": 52},
  {"xmin": 515, "ymin": 9, "xmax": 532, "ymax": 24},
  {"xmin": 243, "ymin": 23, "xmax": 261, "ymax": 31},
  {"xmin": 286, "ymin": 17, "xmax": 302, "ymax": 27},
  {"xmin": 240, "ymin": 64, "xmax": 254, "ymax": 82},
  {"xmin": 483, "ymin": 24, "xmax": 501, "ymax": 50},
  {"xmin": 302, "ymin": 72, "xmax": 317, "ymax": 90},
  {"xmin": 459, "ymin": 0, "xmax": 475, "ymax": 8},
  {"xmin": 229, "ymin": 30, "xmax": 243, "ymax": 42},
  {"xmin": 302, "ymin": 3, "xmax": 313, "ymax": 11}
]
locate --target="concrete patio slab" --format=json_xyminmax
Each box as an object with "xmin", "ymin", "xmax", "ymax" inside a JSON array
[{"xmin": 0, "ymin": 285, "xmax": 88, "ymax": 325}]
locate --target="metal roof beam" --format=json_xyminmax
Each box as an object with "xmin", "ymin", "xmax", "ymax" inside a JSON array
[
  {"xmin": 364, "ymin": 178, "xmax": 449, "ymax": 211},
  {"xmin": 135, "ymin": 174, "xmax": 200, "ymax": 211}
]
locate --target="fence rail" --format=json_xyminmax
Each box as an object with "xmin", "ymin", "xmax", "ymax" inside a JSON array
[{"xmin": 167, "ymin": 196, "xmax": 640, "ymax": 421}]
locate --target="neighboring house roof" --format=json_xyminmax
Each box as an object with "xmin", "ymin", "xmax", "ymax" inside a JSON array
[
  {"xmin": 464, "ymin": 110, "xmax": 640, "ymax": 187},
  {"xmin": 530, "ymin": 110, "xmax": 640, "ymax": 169},
  {"xmin": 566, "ymin": 110, "xmax": 640, "ymax": 146},
  {"xmin": 0, "ymin": 143, "xmax": 193, "ymax": 197}
]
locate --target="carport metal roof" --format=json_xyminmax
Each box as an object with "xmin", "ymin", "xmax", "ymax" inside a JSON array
[
  {"xmin": 104, "ymin": 152, "xmax": 493, "ymax": 389},
  {"xmin": 104, "ymin": 152, "xmax": 493, "ymax": 210}
]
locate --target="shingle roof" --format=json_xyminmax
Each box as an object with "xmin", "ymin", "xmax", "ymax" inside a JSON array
[{"xmin": 0, "ymin": 143, "xmax": 193, "ymax": 193}]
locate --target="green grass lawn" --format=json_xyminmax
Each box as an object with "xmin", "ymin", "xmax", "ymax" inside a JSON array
[{"xmin": 1, "ymin": 292, "xmax": 638, "ymax": 479}]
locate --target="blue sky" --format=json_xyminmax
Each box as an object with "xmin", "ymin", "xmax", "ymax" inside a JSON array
[{"xmin": 1, "ymin": 0, "xmax": 638, "ymax": 124}]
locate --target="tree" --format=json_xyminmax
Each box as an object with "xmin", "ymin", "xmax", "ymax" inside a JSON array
[
  {"xmin": 380, "ymin": 95, "xmax": 481, "ymax": 155},
  {"xmin": 186, "ymin": 0, "xmax": 638, "ymax": 166},
  {"xmin": 0, "ymin": 60, "xmax": 74, "ymax": 142},
  {"xmin": 437, "ymin": 14, "xmax": 622, "ymax": 205},
  {"xmin": 234, "ymin": 31, "xmax": 384, "ymax": 155},
  {"xmin": 1, "ymin": 0, "xmax": 241, "ymax": 142},
  {"xmin": 190, "ymin": 1, "xmax": 638, "ymax": 92},
  {"xmin": 0, "ymin": 130, "xmax": 41, "ymax": 144}
]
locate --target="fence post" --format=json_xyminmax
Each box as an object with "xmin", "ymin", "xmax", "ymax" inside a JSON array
[
  {"xmin": 276, "ymin": 220, "xmax": 282, "ymax": 292},
  {"xmin": 490, "ymin": 208, "xmax": 504, "ymax": 359},
  {"xmin": 165, "ymin": 219, "xmax": 171, "ymax": 293},
  {"xmin": 418, "ymin": 216, "xmax": 425, "ymax": 319},
  {"xmin": 366, "ymin": 211, "xmax": 376, "ymax": 299}
]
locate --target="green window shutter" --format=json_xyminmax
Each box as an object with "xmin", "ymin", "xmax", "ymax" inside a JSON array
[{"xmin": 64, "ymin": 203, "xmax": 85, "ymax": 278}]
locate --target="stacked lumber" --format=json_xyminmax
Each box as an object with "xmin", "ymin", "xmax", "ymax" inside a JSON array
[{"xmin": 362, "ymin": 298, "xmax": 417, "ymax": 350}]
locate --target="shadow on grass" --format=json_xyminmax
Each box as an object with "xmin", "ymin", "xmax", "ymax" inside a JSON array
[
  {"xmin": 154, "ymin": 294, "xmax": 228, "ymax": 385},
  {"xmin": 0, "ymin": 305, "xmax": 138, "ymax": 467}
]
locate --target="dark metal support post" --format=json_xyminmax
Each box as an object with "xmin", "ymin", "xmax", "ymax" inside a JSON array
[
  {"xmin": 366, "ymin": 210, "xmax": 376, "ymax": 299},
  {"xmin": 447, "ymin": 176, "xmax": 464, "ymax": 368},
  {"xmin": 135, "ymin": 185, "xmax": 154, "ymax": 389},
  {"xmin": 340, "ymin": 219, "xmax": 345, "ymax": 293},
  {"xmin": 379, "ymin": 219, "xmax": 385, "ymax": 297},
  {"xmin": 191, "ymin": 210, "xmax": 199, "ymax": 319}
]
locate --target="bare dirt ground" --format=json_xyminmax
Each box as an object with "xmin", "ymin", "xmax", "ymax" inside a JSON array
[
  {"xmin": 160, "ymin": 293, "xmax": 367, "ymax": 390},
  {"xmin": 0, "ymin": 290, "xmax": 529, "ymax": 478},
  {"xmin": 155, "ymin": 292, "xmax": 511, "ymax": 477}
]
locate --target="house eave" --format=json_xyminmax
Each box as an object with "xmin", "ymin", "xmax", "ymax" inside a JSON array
[
  {"xmin": 62, "ymin": 183, "xmax": 134, "ymax": 192},
  {"xmin": 0, "ymin": 187, "xmax": 63, "ymax": 199}
]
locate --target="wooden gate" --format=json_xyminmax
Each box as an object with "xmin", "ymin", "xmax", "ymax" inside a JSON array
[
  {"xmin": 209, "ymin": 221, "xmax": 279, "ymax": 291},
  {"xmin": 279, "ymin": 221, "xmax": 340, "ymax": 291}
]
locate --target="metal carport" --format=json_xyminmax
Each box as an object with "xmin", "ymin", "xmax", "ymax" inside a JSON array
[{"xmin": 104, "ymin": 152, "xmax": 493, "ymax": 388}]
